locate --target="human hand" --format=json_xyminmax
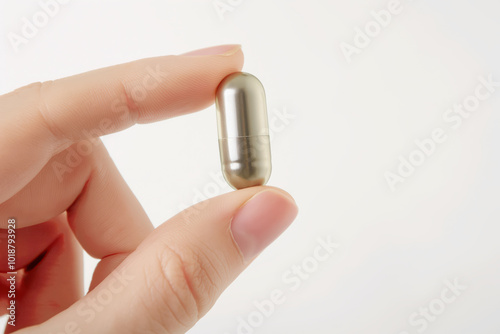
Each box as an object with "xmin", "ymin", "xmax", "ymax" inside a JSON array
[{"xmin": 0, "ymin": 44, "xmax": 298, "ymax": 333}]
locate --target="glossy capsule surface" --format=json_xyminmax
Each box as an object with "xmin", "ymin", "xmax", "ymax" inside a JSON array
[{"xmin": 215, "ymin": 72, "xmax": 272, "ymax": 189}]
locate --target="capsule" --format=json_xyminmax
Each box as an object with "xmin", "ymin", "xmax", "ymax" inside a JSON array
[{"xmin": 215, "ymin": 72, "xmax": 272, "ymax": 189}]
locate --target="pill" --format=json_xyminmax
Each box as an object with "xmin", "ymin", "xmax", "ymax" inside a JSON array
[{"xmin": 215, "ymin": 72, "xmax": 272, "ymax": 189}]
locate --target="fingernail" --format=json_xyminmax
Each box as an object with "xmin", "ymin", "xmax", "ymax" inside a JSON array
[
  {"xmin": 231, "ymin": 190, "xmax": 298, "ymax": 262},
  {"xmin": 181, "ymin": 44, "xmax": 241, "ymax": 56}
]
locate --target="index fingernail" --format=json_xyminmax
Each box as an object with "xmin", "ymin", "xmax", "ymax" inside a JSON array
[{"xmin": 181, "ymin": 44, "xmax": 241, "ymax": 56}]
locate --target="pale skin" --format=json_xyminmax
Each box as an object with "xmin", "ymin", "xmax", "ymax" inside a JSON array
[{"xmin": 0, "ymin": 44, "xmax": 298, "ymax": 334}]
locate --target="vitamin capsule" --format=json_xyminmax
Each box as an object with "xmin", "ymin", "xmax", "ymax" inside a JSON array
[{"xmin": 215, "ymin": 72, "xmax": 272, "ymax": 189}]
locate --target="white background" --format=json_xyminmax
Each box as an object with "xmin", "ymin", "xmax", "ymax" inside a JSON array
[{"xmin": 1, "ymin": 1, "xmax": 500, "ymax": 333}]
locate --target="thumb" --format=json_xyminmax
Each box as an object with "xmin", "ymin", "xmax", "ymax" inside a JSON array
[{"xmin": 22, "ymin": 186, "xmax": 298, "ymax": 334}]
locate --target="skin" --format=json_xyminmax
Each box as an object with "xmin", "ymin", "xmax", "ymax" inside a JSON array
[{"xmin": 0, "ymin": 45, "xmax": 298, "ymax": 334}]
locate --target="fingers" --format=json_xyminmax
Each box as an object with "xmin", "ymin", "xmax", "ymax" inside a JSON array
[
  {"xmin": 3, "ymin": 214, "xmax": 82, "ymax": 333},
  {"xmin": 0, "ymin": 220, "xmax": 63, "ymax": 272},
  {"xmin": 0, "ymin": 44, "xmax": 244, "ymax": 203},
  {"xmin": 0, "ymin": 142, "xmax": 93, "ymax": 229},
  {"xmin": 0, "ymin": 141, "xmax": 155, "ymax": 288},
  {"xmin": 23, "ymin": 187, "xmax": 298, "ymax": 334},
  {"xmin": 0, "ymin": 220, "xmax": 65, "ymax": 318},
  {"xmin": 65, "ymin": 142, "xmax": 154, "ymax": 288}
]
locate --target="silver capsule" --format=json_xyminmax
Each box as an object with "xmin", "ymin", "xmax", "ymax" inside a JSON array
[{"xmin": 215, "ymin": 72, "xmax": 272, "ymax": 189}]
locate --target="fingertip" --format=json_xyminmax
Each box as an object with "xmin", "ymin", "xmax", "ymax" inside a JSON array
[
  {"xmin": 261, "ymin": 186, "xmax": 298, "ymax": 207},
  {"xmin": 230, "ymin": 188, "xmax": 298, "ymax": 262}
]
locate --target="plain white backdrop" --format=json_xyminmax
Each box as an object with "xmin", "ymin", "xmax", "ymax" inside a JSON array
[{"xmin": 1, "ymin": 1, "xmax": 500, "ymax": 333}]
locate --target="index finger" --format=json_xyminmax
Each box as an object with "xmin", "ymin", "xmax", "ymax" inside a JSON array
[{"xmin": 0, "ymin": 44, "xmax": 244, "ymax": 203}]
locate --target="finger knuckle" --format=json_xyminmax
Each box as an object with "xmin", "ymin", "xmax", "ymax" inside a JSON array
[
  {"xmin": 117, "ymin": 80, "xmax": 140, "ymax": 124},
  {"xmin": 33, "ymin": 80, "xmax": 67, "ymax": 141},
  {"xmin": 142, "ymin": 243, "xmax": 221, "ymax": 332}
]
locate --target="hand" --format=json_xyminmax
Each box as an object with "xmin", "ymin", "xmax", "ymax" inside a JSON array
[{"xmin": 0, "ymin": 44, "xmax": 298, "ymax": 334}]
